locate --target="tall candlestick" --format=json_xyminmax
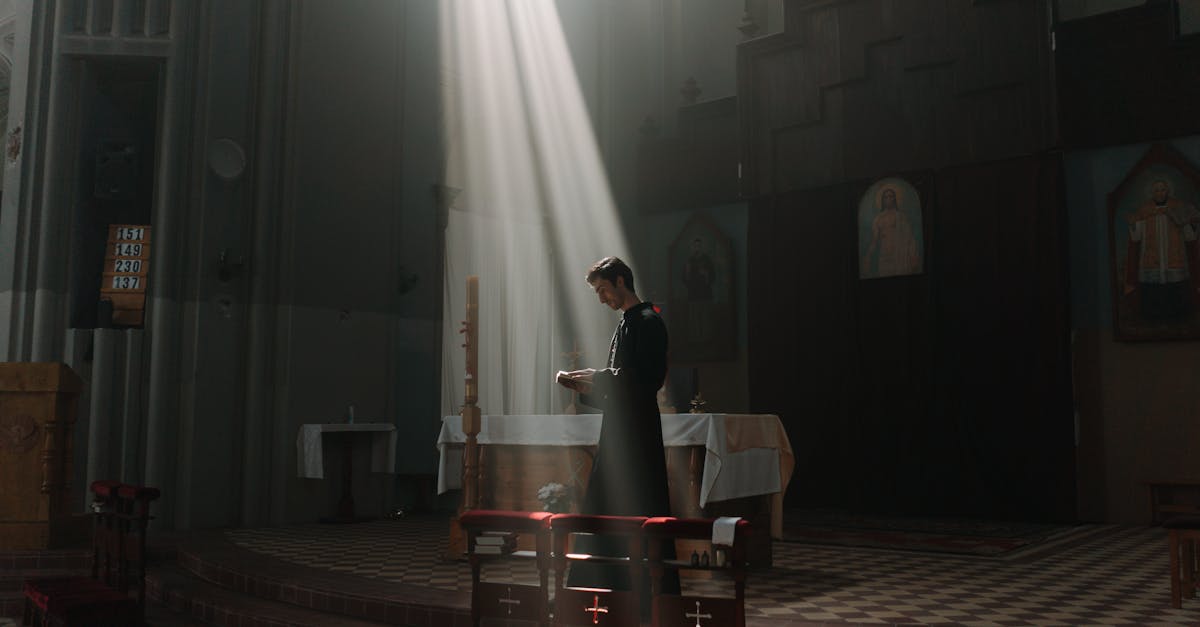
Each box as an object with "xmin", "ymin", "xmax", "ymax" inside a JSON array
[
  {"xmin": 461, "ymin": 275, "xmax": 482, "ymax": 509},
  {"xmin": 464, "ymin": 275, "xmax": 479, "ymax": 405}
]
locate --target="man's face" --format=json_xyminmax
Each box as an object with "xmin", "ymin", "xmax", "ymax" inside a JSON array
[
  {"xmin": 1153, "ymin": 181, "xmax": 1169, "ymax": 204},
  {"xmin": 590, "ymin": 278, "xmax": 623, "ymax": 311}
]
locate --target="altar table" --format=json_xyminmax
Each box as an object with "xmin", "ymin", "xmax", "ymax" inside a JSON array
[
  {"xmin": 436, "ymin": 413, "xmax": 793, "ymax": 538},
  {"xmin": 296, "ymin": 423, "xmax": 396, "ymax": 522},
  {"xmin": 296, "ymin": 423, "xmax": 396, "ymax": 479}
]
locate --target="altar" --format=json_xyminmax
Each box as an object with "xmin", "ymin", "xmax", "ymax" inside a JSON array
[{"xmin": 437, "ymin": 412, "xmax": 793, "ymax": 562}]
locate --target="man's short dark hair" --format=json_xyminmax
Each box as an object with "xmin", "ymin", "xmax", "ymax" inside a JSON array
[{"xmin": 587, "ymin": 256, "xmax": 635, "ymax": 293}]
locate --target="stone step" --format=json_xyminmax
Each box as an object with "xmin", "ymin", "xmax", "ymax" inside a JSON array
[
  {"xmin": 144, "ymin": 598, "xmax": 217, "ymax": 626},
  {"xmin": 0, "ymin": 568, "xmax": 91, "ymax": 593},
  {"xmin": 0, "ymin": 550, "xmax": 90, "ymax": 572},
  {"xmin": 172, "ymin": 532, "xmax": 469, "ymax": 625},
  {"xmin": 0, "ymin": 581, "xmax": 208, "ymax": 627},
  {"xmin": 0, "ymin": 591, "xmax": 22, "ymax": 622},
  {"xmin": 147, "ymin": 564, "xmax": 393, "ymax": 627}
]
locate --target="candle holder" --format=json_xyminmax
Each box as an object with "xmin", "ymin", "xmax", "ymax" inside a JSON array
[{"xmin": 689, "ymin": 393, "xmax": 707, "ymax": 414}]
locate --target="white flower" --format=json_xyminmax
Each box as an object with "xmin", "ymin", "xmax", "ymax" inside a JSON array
[
  {"xmin": 536, "ymin": 482, "xmax": 573, "ymax": 512},
  {"xmin": 537, "ymin": 482, "xmax": 567, "ymax": 501}
]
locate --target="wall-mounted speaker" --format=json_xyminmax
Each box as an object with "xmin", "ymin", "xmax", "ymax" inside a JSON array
[{"xmin": 94, "ymin": 139, "xmax": 138, "ymax": 200}]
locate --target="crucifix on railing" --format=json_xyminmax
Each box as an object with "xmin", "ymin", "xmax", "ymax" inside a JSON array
[
  {"xmin": 585, "ymin": 594, "xmax": 608, "ymax": 624},
  {"xmin": 687, "ymin": 600, "xmax": 713, "ymax": 626},
  {"xmin": 498, "ymin": 586, "xmax": 520, "ymax": 616}
]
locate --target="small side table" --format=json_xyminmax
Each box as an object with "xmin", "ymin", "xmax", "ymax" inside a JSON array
[
  {"xmin": 1146, "ymin": 481, "xmax": 1200, "ymax": 525},
  {"xmin": 297, "ymin": 423, "xmax": 396, "ymax": 523}
]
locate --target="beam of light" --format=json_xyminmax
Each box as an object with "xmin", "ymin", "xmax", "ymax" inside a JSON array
[{"xmin": 440, "ymin": 0, "xmax": 634, "ymax": 423}]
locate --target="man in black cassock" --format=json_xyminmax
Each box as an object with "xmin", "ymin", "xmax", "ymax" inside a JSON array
[{"xmin": 556, "ymin": 256, "xmax": 679, "ymax": 602}]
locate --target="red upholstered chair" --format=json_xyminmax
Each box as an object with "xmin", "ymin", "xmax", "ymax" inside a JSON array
[
  {"xmin": 22, "ymin": 480, "xmax": 159, "ymax": 627},
  {"xmin": 1166, "ymin": 515, "xmax": 1200, "ymax": 608},
  {"xmin": 459, "ymin": 509, "xmax": 554, "ymax": 627},
  {"xmin": 641, "ymin": 517, "xmax": 751, "ymax": 627},
  {"xmin": 115, "ymin": 484, "xmax": 160, "ymax": 620},
  {"xmin": 550, "ymin": 514, "xmax": 647, "ymax": 627}
]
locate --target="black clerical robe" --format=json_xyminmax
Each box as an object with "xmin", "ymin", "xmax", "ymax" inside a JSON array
[{"xmin": 569, "ymin": 301, "xmax": 677, "ymax": 595}]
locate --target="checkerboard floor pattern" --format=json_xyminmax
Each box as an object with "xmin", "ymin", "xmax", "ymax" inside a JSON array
[{"xmin": 227, "ymin": 516, "xmax": 1200, "ymax": 625}]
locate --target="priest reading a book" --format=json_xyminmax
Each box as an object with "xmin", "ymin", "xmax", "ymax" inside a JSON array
[{"xmin": 556, "ymin": 256, "xmax": 680, "ymax": 604}]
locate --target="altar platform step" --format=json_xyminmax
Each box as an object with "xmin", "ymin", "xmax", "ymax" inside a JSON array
[
  {"xmin": 7, "ymin": 516, "xmax": 1192, "ymax": 626},
  {"xmin": 147, "ymin": 563, "xmax": 396, "ymax": 627},
  {"xmin": 157, "ymin": 530, "xmax": 472, "ymax": 626},
  {"xmin": 0, "ymin": 547, "xmax": 93, "ymax": 623},
  {"xmin": 0, "ymin": 591, "xmax": 20, "ymax": 621},
  {"xmin": 0, "ymin": 548, "xmax": 91, "ymax": 573}
]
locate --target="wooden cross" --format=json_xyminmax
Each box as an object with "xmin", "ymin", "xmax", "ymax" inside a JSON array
[
  {"xmin": 584, "ymin": 594, "xmax": 609, "ymax": 624},
  {"xmin": 561, "ymin": 340, "xmax": 583, "ymax": 369},
  {"xmin": 567, "ymin": 457, "xmax": 587, "ymax": 490},
  {"xmin": 497, "ymin": 586, "xmax": 521, "ymax": 616},
  {"xmin": 686, "ymin": 600, "xmax": 712, "ymax": 626},
  {"xmin": 561, "ymin": 340, "xmax": 585, "ymax": 414}
]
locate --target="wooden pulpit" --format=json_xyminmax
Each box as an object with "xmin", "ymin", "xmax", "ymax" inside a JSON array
[{"xmin": 0, "ymin": 362, "xmax": 84, "ymax": 549}]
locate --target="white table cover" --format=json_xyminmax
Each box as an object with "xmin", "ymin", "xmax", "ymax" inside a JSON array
[
  {"xmin": 436, "ymin": 413, "xmax": 793, "ymax": 536},
  {"xmin": 296, "ymin": 423, "xmax": 398, "ymax": 479}
]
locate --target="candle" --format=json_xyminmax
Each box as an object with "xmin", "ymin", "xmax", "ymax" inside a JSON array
[
  {"xmin": 692, "ymin": 367, "xmax": 699, "ymax": 398},
  {"xmin": 465, "ymin": 275, "xmax": 479, "ymax": 403}
]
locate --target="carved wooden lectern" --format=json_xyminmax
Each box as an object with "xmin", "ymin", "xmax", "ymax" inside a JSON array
[{"xmin": 0, "ymin": 362, "xmax": 84, "ymax": 549}]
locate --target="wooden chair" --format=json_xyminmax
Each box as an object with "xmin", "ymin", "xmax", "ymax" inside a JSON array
[
  {"xmin": 460, "ymin": 509, "xmax": 554, "ymax": 627},
  {"xmin": 550, "ymin": 514, "xmax": 647, "ymax": 626},
  {"xmin": 1166, "ymin": 515, "xmax": 1200, "ymax": 608},
  {"xmin": 114, "ymin": 484, "xmax": 160, "ymax": 621},
  {"xmin": 22, "ymin": 480, "xmax": 159, "ymax": 627},
  {"xmin": 642, "ymin": 516, "xmax": 751, "ymax": 627}
]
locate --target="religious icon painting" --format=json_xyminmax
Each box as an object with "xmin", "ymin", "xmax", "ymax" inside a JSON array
[
  {"xmin": 667, "ymin": 212, "xmax": 736, "ymax": 362},
  {"xmin": 857, "ymin": 177, "xmax": 925, "ymax": 280},
  {"xmin": 1108, "ymin": 143, "xmax": 1200, "ymax": 341}
]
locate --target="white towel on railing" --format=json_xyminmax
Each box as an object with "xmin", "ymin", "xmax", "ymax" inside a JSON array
[{"xmin": 712, "ymin": 516, "xmax": 742, "ymax": 546}]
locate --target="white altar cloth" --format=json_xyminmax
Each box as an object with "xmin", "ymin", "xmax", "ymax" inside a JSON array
[
  {"xmin": 436, "ymin": 413, "xmax": 793, "ymax": 536},
  {"xmin": 296, "ymin": 423, "xmax": 397, "ymax": 479}
]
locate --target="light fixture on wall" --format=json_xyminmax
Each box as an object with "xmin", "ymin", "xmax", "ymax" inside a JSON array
[{"xmin": 207, "ymin": 137, "xmax": 246, "ymax": 182}]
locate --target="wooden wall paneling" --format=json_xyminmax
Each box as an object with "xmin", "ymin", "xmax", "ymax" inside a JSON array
[
  {"xmin": 740, "ymin": 0, "xmax": 1056, "ymax": 197},
  {"xmin": 749, "ymin": 154, "xmax": 1073, "ymax": 518},
  {"xmin": 930, "ymin": 154, "xmax": 1073, "ymax": 520},
  {"xmin": 749, "ymin": 184, "xmax": 860, "ymax": 507},
  {"xmin": 933, "ymin": 160, "xmax": 1021, "ymax": 516},
  {"xmin": 847, "ymin": 172, "xmax": 937, "ymax": 514},
  {"xmin": 635, "ymin": 97, "xmax": 740, "ymax": 213},
  {"xmin": 738, "ymin": 30, "xmax": 829, "ymax": 197},
  {"xmin": 1056, "ymin": 2, "xmax": 1200, "ymax": 149},
  {"xmin": 839, "ymin": 38, "xmax": 923, "ymax": 182}
]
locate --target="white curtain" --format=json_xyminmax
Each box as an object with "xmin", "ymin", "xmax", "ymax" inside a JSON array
[
  {"xmin": 438, "ymin": 0, "xmax": 632, "ymax": 418},
  {"xmin": 441, "ymin": 209, "xmax": 566, "ymax": 417}
]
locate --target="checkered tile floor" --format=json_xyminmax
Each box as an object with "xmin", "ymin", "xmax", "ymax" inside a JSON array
[{"xmin": 227, "ymin": 516, "xmax": 1200, "ymax": 625}]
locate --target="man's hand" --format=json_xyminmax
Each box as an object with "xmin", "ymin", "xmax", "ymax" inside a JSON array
[{"xmin": 556, "ymin": 369, "xmax": 595, "ymax": 394}]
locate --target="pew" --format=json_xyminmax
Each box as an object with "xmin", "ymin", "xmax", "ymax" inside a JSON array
[
  {"xmin": 460, "ymin": 509, "xmax": 554, "ymax": 626},
  {"xmin": 643, "ymin": 516, "xmax": 751, "ymax": 627},
  {"xmin": 551, "ymin": 514, "xmax": 646, "ymax": 626},
  {"xmin": 22, "ymin": 480, "xmax": 159, "ymax": 627}
]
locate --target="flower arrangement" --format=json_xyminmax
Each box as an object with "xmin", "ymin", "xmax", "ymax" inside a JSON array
[{"xmin": 536, "ymin": 482, "xmax": 575, "ymax": 513}]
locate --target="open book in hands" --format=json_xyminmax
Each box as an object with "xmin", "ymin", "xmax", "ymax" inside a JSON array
[{"xmin": 555, "ymin": 369, "xmax": 595, "ymax": 395}]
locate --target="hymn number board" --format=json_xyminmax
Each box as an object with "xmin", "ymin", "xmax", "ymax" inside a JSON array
[{"xmin": 100, "ymin": 224, "xmax": 151, "ymax": 326}]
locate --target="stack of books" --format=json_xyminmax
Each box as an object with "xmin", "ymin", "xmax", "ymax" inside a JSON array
[{"xmin": 473, "ymin": 531, "xmax": 518, "ymax": 555}]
